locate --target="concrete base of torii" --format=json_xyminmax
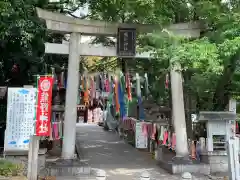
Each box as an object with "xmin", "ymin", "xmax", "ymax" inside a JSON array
[{"xmin": 156, "ymin": 146, "xmax": 210, "ymax": 175}]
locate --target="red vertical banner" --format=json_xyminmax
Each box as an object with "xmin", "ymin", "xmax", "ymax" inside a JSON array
[{"xmin": 36, "ymin": 76, "xmax": 53, "ymax": 136}]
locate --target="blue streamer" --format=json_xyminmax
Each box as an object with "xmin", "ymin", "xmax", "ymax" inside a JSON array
[
  {"xmin": 118, "ymin": 81, "xmax": 125, "ymax": 118},
  {"xmin": 138, "ymin": 96, "xmax": 145, "ymax": 121}
]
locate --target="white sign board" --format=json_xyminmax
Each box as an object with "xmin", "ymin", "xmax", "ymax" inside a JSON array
[
  {"xmin": 135, "ymin": 122, "xmax": 148, "ymax": 149},
  {"xmin": 4, "ymin": 88, "xmax": 36, "ymax": 152},
  {"xmin": 101, "ymin": 92, "xmax": 109, "ymax": 97}
]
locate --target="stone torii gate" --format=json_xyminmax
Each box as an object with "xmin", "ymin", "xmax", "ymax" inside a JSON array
[{"xmin": 36, "ymin": 8, "xmax": 202, "ymax": 160}]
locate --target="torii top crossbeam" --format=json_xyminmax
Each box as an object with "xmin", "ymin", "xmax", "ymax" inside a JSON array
[{"xmin": 36, "ymin": 8, "xmax": 202, "ymax": 37}]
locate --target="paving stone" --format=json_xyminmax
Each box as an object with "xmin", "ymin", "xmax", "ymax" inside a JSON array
[{"xmin": 74, "ymin": 125, "xmax": 227, "ymax": 180}]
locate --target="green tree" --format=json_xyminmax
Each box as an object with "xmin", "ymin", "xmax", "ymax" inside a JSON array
[
  {"xmin": 0, "ymin": 0, "xmax": 84, "ymax": 86},
  {"xmin": 83, "ymin": 0, "xmax": 240, "ymax": 111}
]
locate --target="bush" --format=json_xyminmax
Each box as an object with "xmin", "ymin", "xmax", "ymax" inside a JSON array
[{"xmin": 0, "ymin": 160, "xmax": 23, "ymax": 177}]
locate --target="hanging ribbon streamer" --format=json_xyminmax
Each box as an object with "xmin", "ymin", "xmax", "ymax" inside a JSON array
[
  {"xmin": 84, "ymin": 75, "xmax": 88, "ymax": 91},
  {"xmin": 51, "ymin": 112, "xmax": 63, "ymax": 140},
  {"xmin": 95, "ymin": 74, "xmax": 99, "ymax": 91},
  {"xmin": 126, "ymin": 72, "xmax": 132, "ymax": 101},
  {"xmin": 64, "ymin": 69, "xmax": 67, "ymax": 88},
  {"xmin": 81, "ymin": 75, "xmax": 84, "ymax": 91},
  {"xmin": 136, "ymin": 73, "xmax": 141, "ymax": 98},
  {"xmin": 136, "ymin": 73, "xmax": 144, "ymax": 121},
  {"xmin": 99, "ymin": 74, "xmax": 103, "ymax": 91},
  {"xmin": 162, "ymin": 130, "xmax": 168, "ymax": 145},
  {"xmin": 144, "ymin": 73, "xmax": 149, "ymax": 97},
  {"xmin": 101, "ymin": 74, "xmax": 105, "ymax": 92},
  {"xmin": 110, "ymin": 75, "xmax": 114, "ymax": 94},
  {"xmin": 114, "ymin": 76, "xmax": 120, "ymax": 114},
  {"xmin": 105, "ymin": 73, "xmax": 110, "ymax": 93},
  {"xmin": 138, "ymin": 96, "xmax": 145, "ymax": 120},
  {"xmin": 51, "ymin": 67, "xmax": 58, "ymax": 90},
  {"xmin": 90, "ymin": 76, "xmax": 94, "ymax": 100},
  {"xmin": 60, "ymin": 66, "xmax": 65, "ymax": 88},
  {"xmin": 83, "ymin": 75, "xmax": 89, "ymax": 105},
  {"xmin": 118, "ymin": 71, "xmax": 126, "ymax": 119},
  {"xmin": 77, "ymin": 73, "xmax": 81, "ymax": 105},
  {"xmin": 108, "ymin": 76, "xmax": 114, "ymax": 105}
]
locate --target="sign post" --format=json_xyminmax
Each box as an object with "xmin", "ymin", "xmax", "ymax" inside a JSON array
[
  {"xmin": 27, "ymin": 76, "xmax": 53, "ymax": 180},
  {"xmin": 27, "ymin": 135, "xmax": 40, "ymax": 180}
]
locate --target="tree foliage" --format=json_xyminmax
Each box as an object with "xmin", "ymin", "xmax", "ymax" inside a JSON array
[
  {"xmin": 83, "ymin": 0, "xmax": 240, "ymax": 111},
  {"xmin": 0, "ymin": 0, "xmax": 82, "ymax": 86},
  {"xmin": 1, "ymin": 0, "xmax": 240, "ymax": 111}
]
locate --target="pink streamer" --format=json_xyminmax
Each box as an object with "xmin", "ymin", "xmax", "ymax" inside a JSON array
[
  {"xmin": 105, "ymin": 79, "xmax": 110, "ymax": 92},
  {"xmin": 171, "ymin": 133, "xmax": 176, "ymax": 150},
  {"xmin": 142, "ymin": 123, "xmax": 148, "ymax": 137},
  {"xmin": 162, "ymin": 131, "xmax": 168, "ymax": 145},
  {"xmin": 151, "ymin": 124, "xmax": 157, "ymax": 139}
]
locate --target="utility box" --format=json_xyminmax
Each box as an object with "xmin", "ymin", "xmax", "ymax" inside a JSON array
[
  {"xmin": 198, "ymin": 111, "xmax": 236, "ymax": 152},
  {"xmin": 198, "ymin": 111, "xmax": 236, "ymax": 173}
]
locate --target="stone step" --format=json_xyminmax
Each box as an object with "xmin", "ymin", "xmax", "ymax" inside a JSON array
[
  {"xmin": 44, "ymin": 159, "xmax": 91, "ymax": 176},
  {"xmin": 56, "ymin": 175, "xmax": 96, "ymax": 180}
]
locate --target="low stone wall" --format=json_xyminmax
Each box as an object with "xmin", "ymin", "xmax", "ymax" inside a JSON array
[
  {"xmin": 4, "ymin": 154, "xmax": 46, "ymax": 176},
  {"xmin": 201, "ymin": 151, "xmax": 228, "ymax": 173}
]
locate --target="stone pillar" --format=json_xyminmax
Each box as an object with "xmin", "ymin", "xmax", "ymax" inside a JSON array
[
  {"xmin": 62, "ymin": 33, "xmax": 81, "ymax": 159},
  {"xmin": 170, "ymin": 67, "xmax": 189, "ymax": 158}
]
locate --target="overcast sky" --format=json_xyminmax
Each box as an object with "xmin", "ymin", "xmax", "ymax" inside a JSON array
[
  {"xmin": 69, "ymin": 5, "xmax": 91, "ymax": 43},
  {"xmin": 48, "ymin": 0, "xmax": 91, "ymax": 43}
]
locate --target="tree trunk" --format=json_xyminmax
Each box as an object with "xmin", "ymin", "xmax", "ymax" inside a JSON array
[{"xmin": 183, "ymin": 71, "xmax": 193, "ymax": 139}]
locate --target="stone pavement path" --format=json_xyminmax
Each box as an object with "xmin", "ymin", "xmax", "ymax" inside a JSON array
[{"xmin": 74, "ymin": 124, "xmax": 219, "ymax": 180}]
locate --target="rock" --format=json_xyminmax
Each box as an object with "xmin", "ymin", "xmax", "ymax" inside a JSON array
[
  {"xmin": 181, "ymin": 172, "xmax": 192, "ymax": 179},
  {"xmin": 140, "ymin": 171, "xmax": 150, "ymax": 180},
  {"xmin": 95, "ymin": 169, "xmax": 106, "ymax": 180}
]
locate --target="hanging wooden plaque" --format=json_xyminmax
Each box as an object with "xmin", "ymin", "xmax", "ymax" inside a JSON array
[{"xmin": 117, "ymin": 28, "xmax": 136, "ymax": 57}]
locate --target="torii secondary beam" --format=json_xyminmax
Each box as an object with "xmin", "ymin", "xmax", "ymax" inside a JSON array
[{"xmin": 45, "ymin": 42, "xmax": 152, "ymax": 58}]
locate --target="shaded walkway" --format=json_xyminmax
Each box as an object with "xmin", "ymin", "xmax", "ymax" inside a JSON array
[{"xmin": 75, "ymin": 124, "xmax": 181, "ymax": 180}]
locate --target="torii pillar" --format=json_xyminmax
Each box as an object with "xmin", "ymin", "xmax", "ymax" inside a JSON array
[
  {"xmin": 36, "ymin": 7, "xmax": 202, "ymax": 159},
  {"xmin": 63, "ymin": 33, "xmax": 81, "ymax": 159}
]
